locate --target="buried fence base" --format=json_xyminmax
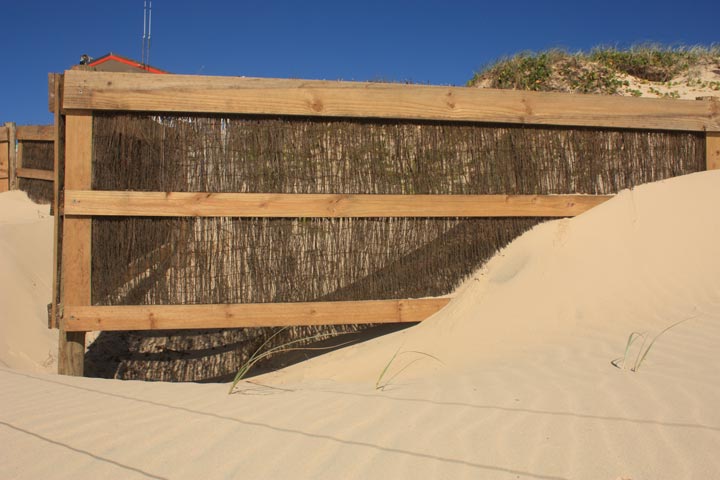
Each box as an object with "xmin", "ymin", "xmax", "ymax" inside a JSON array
[{"xmin": 57, "ymin": 320, "xmax": 85, "ymax": 376}]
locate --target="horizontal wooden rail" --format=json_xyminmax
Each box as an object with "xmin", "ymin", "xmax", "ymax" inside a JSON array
[
  {"xmin": 64, "ymin": 190, "xmax": 612, "ymax": 218},
  {"xmin": 62, "ymin": 70, "xmax": 720, "ymax": 132},
  {"xmin": 16, "ymin": 167, "xmax": 54, "ymax": 181},
  {"xmin": 63, "ymin": 298, "xmax": 452, "ymax": 331},
  {"xmin": 16, "ymin": 125, "xmax": 54, "ymax": 141}
]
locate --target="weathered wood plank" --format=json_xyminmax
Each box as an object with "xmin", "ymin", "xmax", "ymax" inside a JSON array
[
  {"xmin": 50, "ymin": 74, "xmax": 64, "ymax": 329},
  {"xmin": 0, "ymin": 126, "xmax": 7, "ymax": 142},
  {"xmin": 58, "ymin": 113, "xmax": 92, "ymax": 376},
  {"xmin": 0, "ymin": 133, "xmax": 7, "ymax": 193},
  {"xmin": 16, "ymin": 167, "xmax": 54, "ymax": 181},
  {"xmin": 16, "ymin": 125, "xmax": 54, "ymax": 141},
  {"xmin": 16, "ymin": 141, "xmax": 23, "ymax": 177},
  {"xmin": 707, "ymin": 132, "xmax": 720, "ymax": 171},
  {"xmin": 62, "ymin": 70, "xmax": 720, "ymax": 132},
  {"xmin": 63, "ymin": 298, "xmax": 452, "ymax": 332},
  {"xmin": 48, "ymin": 73, "xmax": 56, "ymax": 114},
  {"xmin": 64, "ymin": 191, "xmax": 612, "ymax": 218},
  {"xmin": 6, "ymin": 123, "xmax": 17, "ymax": 191}
]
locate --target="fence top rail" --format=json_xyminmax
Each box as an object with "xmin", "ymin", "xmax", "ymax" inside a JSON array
[
  {"xmin": 62, "ymin": 70, "xmax": 720, "ymax": 133},
  {"xmin": 0, "ymin": 126, "xmax": 7, "ymax": 142},
  {"xmin": 16, "ymin": 125, "xmax": 54, "ymax": 141}
]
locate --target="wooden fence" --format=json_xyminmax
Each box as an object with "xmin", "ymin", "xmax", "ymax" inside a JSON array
[
  {"xmin": 53, "ymin": 70, "xmax": 720, "ymax": 375},
  {"xmin": 0, "ymin": 122, "xmax": 54, "ymax": 194}
]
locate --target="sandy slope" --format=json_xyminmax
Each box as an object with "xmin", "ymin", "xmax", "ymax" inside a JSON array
[
  {"xmin": 266, "ymin": 170, "xmax": 720, "ymax": 386},
  {"xmin": 618, "ymin": 60, "xmax": 720, "ymax": 99},
  {"xmin": 1, "ymin": 172, "xmax": 720, "ymax": 479},
  {"xmin": 0, "ymin": 191, "xmax": 57, "ymax": 372}
]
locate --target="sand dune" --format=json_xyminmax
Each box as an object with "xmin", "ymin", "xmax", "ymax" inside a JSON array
[
  {"xmin": 1, "ymin": 172, "xmax": 719, "ymax": 479},
  {"xmin": 266, "ymin": 170, "xmax": 720, "ymax": 386},
  {"xmin": 0, "ymin": 191, "xmax": 57, "ymax": 373}
]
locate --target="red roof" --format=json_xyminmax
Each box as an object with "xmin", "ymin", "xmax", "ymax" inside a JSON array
[{"xmin": 87, "ymin": 53, "xmax": 167, "ymax": 74}]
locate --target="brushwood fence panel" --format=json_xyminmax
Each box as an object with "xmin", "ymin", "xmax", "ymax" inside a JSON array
[
  {"xmin": 0, "ymin": 123, "xmax": 54, "ymax": 201},
  {"xmin": 16, "ymin": 125, "xmax": 54, "ymax": 204},
  {"xmin": 53, "ymin": 71, "xmax": 719, "ymax": 376}
]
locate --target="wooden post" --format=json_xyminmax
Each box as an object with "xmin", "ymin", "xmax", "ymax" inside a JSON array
[
  {"xmin": 695, "ymin": 97, "xmax": 720, "ymax": 171},
  {"xmin": 58, "ymin": 111, "xmax": 92, "ymax": 376},
  {"xmin": 707, "ymin": 132, "xmax": 720, "ymax": 171},
  {"xmin": 16, "ymin": 140, "xmax": 23, "ymax": 185},
  {"xmin": 0, "ymin": 126, "xmax": 8, "ymax": 192},
  {"xmin": 50, "ymin": 74, "xmax": 64, "ymax": 329},
  {"xmin": 5, "ymin": 122, "xmax": 17, "ymax": 190}
]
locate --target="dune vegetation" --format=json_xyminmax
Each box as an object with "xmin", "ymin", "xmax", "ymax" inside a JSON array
[{"xmin": 468, "ymin": 45, "xmax": 720, "ymax": 98}]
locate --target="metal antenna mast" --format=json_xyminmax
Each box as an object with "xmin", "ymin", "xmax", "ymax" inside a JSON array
[
  {"xmin": 147, "ymin": 1, "xmax": 152, "ymax": 66},
  {"xmin": 141, "ymin": 1, "xmax": 147, "ymax": 65},
  {"xmin": 141, "ymin": 1, "xmax": 153, "ymax": 66}
]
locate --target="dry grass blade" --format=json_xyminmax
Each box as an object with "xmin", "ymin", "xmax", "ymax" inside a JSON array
[
  {"xmin": 375, "ymin": 348, "xmax": 401, "ymax": 391},
  {"xmin": 228, "ymin": 329, "xmax": 354, "ymax": 394},
  {"xmin": 612, "ymin": 315, "xmax": 697, "ymax": 372},
  {"xmin": 632, "ymin": 316, "xmax": 696, "ymax": 371},
  {"xmin": 611, "ymin": 331, "xmax": 644, "ymax": 369},
  {"xmin": 375, "ymin": 349, "xmax": 443, "ymax": 390}
]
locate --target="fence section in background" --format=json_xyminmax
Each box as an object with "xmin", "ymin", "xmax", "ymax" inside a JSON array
[
  {"xmin": 16, "ymin": 125, "xmax": 54, "ymax": 204},
  {"xmin": 0, "ymin": 123, "xmax": 54, "ymax": 201}
]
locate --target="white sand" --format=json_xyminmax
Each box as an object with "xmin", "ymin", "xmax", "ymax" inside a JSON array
[
  {"xmin": 1, "ymin": 172, "xmax": 720, "ymax": 479},
  {"xmin": 0, "ymin": 191, "xmax": 57, "ymax": 373}
]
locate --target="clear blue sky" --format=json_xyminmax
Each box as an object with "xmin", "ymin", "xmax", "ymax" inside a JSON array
[{"xmin": 2, "ymin": 0, "xmax": 718, "ymax": 125}]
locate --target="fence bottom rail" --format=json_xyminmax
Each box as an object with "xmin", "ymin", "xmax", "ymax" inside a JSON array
[{"xmin": 62, "ymin": 298, "xmax": 452, "ymax": 332}]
